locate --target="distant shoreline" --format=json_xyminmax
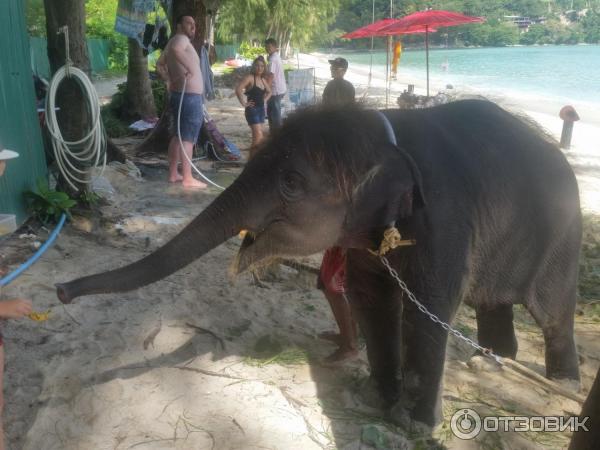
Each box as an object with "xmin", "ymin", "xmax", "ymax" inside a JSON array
[
  {"xmin": 317, "ymin": 42, "xmax": 600, "ymax": 54},
  {"xmin": 296, "ymin": 50, "xmax": 600, "ymax": 212}
]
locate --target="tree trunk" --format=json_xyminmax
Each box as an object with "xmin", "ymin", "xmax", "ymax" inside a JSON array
[
  {"xmin": 136, "ymin": 0, "xmax": 207, "ymax": 156},
  {"xmin": 123, "ymin": 38, "xmax": 157, "ymax": 121},
  {"xmin": 43, "ymin": 0, "xmax": 91, "ymax": 192}
]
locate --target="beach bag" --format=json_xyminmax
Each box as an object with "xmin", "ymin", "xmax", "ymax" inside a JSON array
[{"xmin": 198, "ymin": 114, "xmax": 242, "ymax": 161}]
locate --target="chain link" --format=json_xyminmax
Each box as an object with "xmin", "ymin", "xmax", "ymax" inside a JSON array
[{"xmin": 379, "ymin": 255, "xmax": 504, "ymax": 365}]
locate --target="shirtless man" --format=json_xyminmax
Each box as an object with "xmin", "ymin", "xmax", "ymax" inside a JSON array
[{"xmin": 157, "ymin": 15, "xmax": 206, "ymax": 188}]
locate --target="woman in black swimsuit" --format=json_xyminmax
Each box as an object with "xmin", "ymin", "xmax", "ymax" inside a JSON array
[{"xmin": 235, "ymin": 56, "xmax": 272, "ymax": 159}]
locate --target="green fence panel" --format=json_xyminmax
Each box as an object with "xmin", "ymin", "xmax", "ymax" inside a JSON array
[
  {"xmin": 87, "ymin": 38, "xmax": 110, "ymax": 74},
  {"xmin": 215, "ymin": 44, "xmax": 238, "ymax": 61},
  {"xmin": 0, "ymin": 1, "xmax": 47, "ymax": 225},
  {"xmin": 29, "ymin": 37, "xmax": 110, "ymax": 78},
  {"xmin": 29, "ymin": 36, "xmax": 51, "ymax": 78}
]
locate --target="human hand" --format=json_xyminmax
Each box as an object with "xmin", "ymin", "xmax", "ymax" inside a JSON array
[
  {"xmin": 0, "ymin": 298, "xmax": 33, "ymax": 319},
  {"xmin": 246, "ymin": 100, "xmax": 255, "ymax": 108}
]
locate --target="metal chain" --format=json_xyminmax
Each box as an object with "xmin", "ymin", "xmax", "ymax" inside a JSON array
[{"xmin": 379, "ymin": 255, "xmax": 504, "ymax": 365}]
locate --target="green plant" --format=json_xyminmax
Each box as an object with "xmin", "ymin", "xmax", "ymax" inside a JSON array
[
  {"xmin": 78, "ymin": 190, "xmax": 102, "ymax": 207},
  {"xmin": 238, "ymin": 41, "xmax": 266, "ymax": 60},
  {"xmin": 24, "ymin": 178, "xmax": 77, "ymax": 224}
]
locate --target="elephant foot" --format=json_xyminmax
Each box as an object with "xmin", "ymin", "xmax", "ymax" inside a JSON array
[
  {"xmin": 354, "ymin": 376, "xmax": 388, "ymax": 410},
  {"xmin": 549, "ymin": 377, "xmax": 581, "ymax": 393},
  {"xmin": 388, "ymin": 402, "xmax": 433, "ymax": 437}
]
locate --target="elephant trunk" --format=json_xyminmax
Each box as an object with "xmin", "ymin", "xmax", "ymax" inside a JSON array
[{"xmin": 56, "ymin": 184, "xmax": 247, "ymax": 304}]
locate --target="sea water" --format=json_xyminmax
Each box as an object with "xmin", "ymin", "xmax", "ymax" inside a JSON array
[{"xmin": 341, "ymin": 45, "xmax": 600, "ymax": 113}]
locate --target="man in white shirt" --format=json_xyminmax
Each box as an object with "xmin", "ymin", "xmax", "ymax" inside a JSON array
[{"xmin": 264, "ymin": 38, "xmax": 287, "ymax": 130}]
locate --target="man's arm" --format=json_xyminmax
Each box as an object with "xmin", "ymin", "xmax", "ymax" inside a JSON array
[
  {"xmin": 235, "ymin": 75, "xmax": 252, "ymax": 107},
  {"xmin": 156, "ymin": 50, "xmax": 169, "ymax": 83},
  {"xmin": 263, "ymin": 79, "xmax": 272, "ymax": 103}
]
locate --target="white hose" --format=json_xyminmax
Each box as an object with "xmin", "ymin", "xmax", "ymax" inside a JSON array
[
  {"xmin": 45, "ymin": 64, "xmax": 106, "ymax": 192},
  {"xmin": 177, "ymin": 77, "xmax": 225, "ymax": 190}
]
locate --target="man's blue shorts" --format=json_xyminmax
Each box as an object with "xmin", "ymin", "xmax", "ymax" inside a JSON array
[
  {"xmin": 245, "ymin": 105, "xmax": 265, "ymax": 125},
  {"xmin": 169, "ymin": 92, "xmax": 203, "ymax": 143}
]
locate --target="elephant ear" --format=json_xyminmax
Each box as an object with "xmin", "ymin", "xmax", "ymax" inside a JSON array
[{"xmin": 342, "ymin": 144, "xmax": 425, "ymax": 247}]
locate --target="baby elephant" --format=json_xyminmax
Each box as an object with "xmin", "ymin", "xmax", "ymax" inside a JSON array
[{"xmin": 57, "ymin": 100, "xmax": 581, "ymax": 430}]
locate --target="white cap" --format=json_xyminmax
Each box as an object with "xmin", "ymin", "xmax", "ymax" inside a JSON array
[{"xmin": 0, "ymin": 149, "xmax": 19, "ymax": 160}]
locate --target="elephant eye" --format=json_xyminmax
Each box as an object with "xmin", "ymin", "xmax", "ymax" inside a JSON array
[{"xmin": 280, "ymin": 171, "xmax": 304, "ymax": 200}]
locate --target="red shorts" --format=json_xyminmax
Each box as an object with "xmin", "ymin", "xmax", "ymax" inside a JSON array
[{"xmin": 318, "ymin": 246, "xmax": 346, "ymax": 294}]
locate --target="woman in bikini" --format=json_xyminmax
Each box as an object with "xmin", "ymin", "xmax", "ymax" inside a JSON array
[{"xmin": 235, "ymin": 56, "xmax": 272, "ymax": 159}]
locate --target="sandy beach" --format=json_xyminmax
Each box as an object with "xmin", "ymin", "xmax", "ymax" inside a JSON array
[{"xmin": 0, "ymin": 53, "xmax": 598, "ymax": 449}]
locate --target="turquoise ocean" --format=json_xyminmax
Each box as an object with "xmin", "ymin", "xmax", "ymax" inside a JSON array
[{"xmin": 340, "ymin": 45, "xmax": 600, "ymax": 113}]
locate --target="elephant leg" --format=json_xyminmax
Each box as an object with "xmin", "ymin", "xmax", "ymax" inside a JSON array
[
  {"xmin": 400, "ymin": 300, "xmax": 449, "ymax": 428},
  {"xmin": 476, "ymin": 303, "xmax": 518, "ymax": 359},
  {"xmin": 526, "ymin": 302, "xmax": 579, "ymax": 381},
  {"xmin": 345, "ymin": 253, "xmax": 403, "ymax": 407}
]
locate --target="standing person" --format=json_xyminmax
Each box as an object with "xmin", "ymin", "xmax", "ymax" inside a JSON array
[
  {"xmin": 318, "ymin": 247, "xmax": 358, "ymax": 363},
  {"xmin": 0, "ymin": 148, "xmax": 34, "ymax": 449},
  {"xmin": 156, "ymin": 15, "xmax": 207, "ymax": 189},
  {"xmin": 235, "ymin": 56, "xmax": 271, "ymax": 159},
  {"xmin": 322, "ymin": 57, "xmax": 355, "ymax": 106},
  {"xmin": 319, "ymin": 58, "xmax": 358, "ymax": 363},
  {"xmin": 264, "ymin": 38, "xmax": 287, "ymax": 131}
]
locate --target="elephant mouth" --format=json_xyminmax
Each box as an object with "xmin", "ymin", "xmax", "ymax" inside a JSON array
[
  {"xmin": 229, "ymin": 225, "xmax": 280, "ymax": 277},
  {"xmin": 229, "ymin": 219, "xmax": 311, "ymax": 277}
]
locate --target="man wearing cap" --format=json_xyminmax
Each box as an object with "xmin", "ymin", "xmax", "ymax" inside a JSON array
[
  {"xmin": 322, "ymin": 57, "xmax": 355, "ymax": 106},
  {"xmin": 317, "ymin": 57, "xmax": 358, "ymax": 364}
]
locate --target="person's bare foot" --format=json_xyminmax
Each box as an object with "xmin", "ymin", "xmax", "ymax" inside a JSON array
[
  {"xmin": 322, "ymin": 346, "xmax": 359, "ymax": 366},
  {"xmin": 169, "ymin": 174, "xmax": 183, "ymax": 183},
  {"xmin": 182, "ymin": 178, "xmax": 208, "ymax": 189},
  {"xmin": 319, "ymin": 331, "xmax": 344, "ymax": 346}
]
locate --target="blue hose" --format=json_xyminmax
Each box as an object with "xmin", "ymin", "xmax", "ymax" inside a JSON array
[{"xmin": 0, "ymin": 213, "xmax": 67, "ymax": 286}]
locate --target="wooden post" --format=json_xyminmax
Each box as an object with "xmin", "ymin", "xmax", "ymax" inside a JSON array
[{"xmin": 559, "ymin": 105, "xmax": 580, "ymax": 150}]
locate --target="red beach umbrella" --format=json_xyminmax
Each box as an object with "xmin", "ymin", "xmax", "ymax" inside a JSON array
[
  {"xmin": 342, "ymin": 20, "xmax": 436, "ymax": 106},
  {"xmin": 379, "ymin": 10, "xmax": 485, "ymax": 96},
  {"xmin": 342, "ymin": 19, "xmax": 434, "ymax": 39}
]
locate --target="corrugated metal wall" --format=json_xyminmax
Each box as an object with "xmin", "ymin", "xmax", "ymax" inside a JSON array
[
  {"xmin": 30, "ymin": 37, "xmax": 110, "ymax": 78},
  {"xmin": 0, "ymin": 0, "xmax": 47, "ymax": 225},
  {"xmin": 215, "ymin": 44, "xmax": 238, "ymax": 61}
]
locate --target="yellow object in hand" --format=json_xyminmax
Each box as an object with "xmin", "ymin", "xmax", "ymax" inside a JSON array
[{"xmin": 28, "ymin": 310, "xmax": 51, "ymax": 322}]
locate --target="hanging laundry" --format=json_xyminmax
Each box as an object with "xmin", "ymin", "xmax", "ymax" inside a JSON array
[
  {"xmin": 200, "ymin": 44, "xmax": 215, "ymax": 101},
  {"xmin": 114, "ymin": 0, "xmax": 156, "ymax": 45},
  {"xmin": 142, "ymin": 20, "xmax": 169, "ymax": 55}
]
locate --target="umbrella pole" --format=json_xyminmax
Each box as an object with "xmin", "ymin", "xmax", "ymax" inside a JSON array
[
  {"xmin": 426, "ymin": 25, "xmax": 430, "ymax": 97},
  {"xmin": 386, "ymin": 35, "xmax": 390, "ymax": 108},
  {"xmin": 368, "ymin": 0, "xmax": 374, "ymax": 87}
]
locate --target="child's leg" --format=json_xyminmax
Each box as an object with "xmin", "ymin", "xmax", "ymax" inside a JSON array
[{"xmin": 323, "ymin": 290, "xmax": 358, "ymax": 363}]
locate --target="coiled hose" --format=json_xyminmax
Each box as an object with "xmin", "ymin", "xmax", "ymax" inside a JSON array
[{"xmin": 45, "ymin": 64, "xmax": 107, "ymax": 191}]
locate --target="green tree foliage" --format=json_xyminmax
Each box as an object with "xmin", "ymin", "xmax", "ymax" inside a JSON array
[
  {"xmin": 25, "ymin": 0, "xmax": 46, "ymax": 36},
  {"xmin": 216, "ymin": 0, "xmax": 341, "ymax": 51},
  {"xmin": 212, "ymin": 0, "xmax": 599, "ymax": 49},
  {"xmin": 85, "ymin": 0, "xmax": 128, "ymax": 71},
  {"xmin": 25, "ymin": 0, "xmax": 129, "ymax": 71},
  {"xmin": 581, "ymin": 10, "xmax": 600, "ymax": 43}
]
